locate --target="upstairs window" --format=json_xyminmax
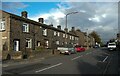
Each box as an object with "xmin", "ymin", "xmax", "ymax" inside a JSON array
[
  {"xmin": 66, "ymin": 34, "xmax": 68, "ymax": 38},
  {"xmin": 23, "ymin": 23, "xmax": 29, "ymax": 32},
  {"xmin": 70, "ymin": 36, "xmax": 72, "ymax": 40},
  {"xmin": 0, "ymin": 21, "xmax": 5, "ymax": 31},
  {"xmin": 72, "ymin": 36, "xmax": 74, "ymax": 40},
  {"xmin": 58, "ymin": 32, "xmax": 60, "ymax": 36},
  {"xmin": 54, "ymin": 31, "xmax": 57, "ymax": 36},
  {"xmin": 63, "ymin": 33, "xmax": 65, "ymax": 38},
  {"xmin": 43, "ymin": 29, "xmax": 47, "ymax": 36}
]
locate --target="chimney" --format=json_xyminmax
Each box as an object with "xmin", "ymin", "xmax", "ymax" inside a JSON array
[
  {"xmin": 57, "ymin": 25, "xmax": 61, "ymax": 29},
  {"xmin": 21, "ymin": 11, "xmax": 28, "ymax": 18},
  {"xmin": 38, "ymin": 18, "xmax": 44, "ymax": 23},
  {"xmin": 64, "ymin": 28, "xmax": 68, "ymax": 32},
  {"xmin": 50, "ymin": 24, "xmax": 53, "ymax": 27},
  {"xmin": 71, "ymin": 27, "xmax": 75, "ymax": 31}
]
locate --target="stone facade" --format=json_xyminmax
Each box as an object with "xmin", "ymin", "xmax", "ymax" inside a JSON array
[{"xmin": 0, "ymin": 10, "xmax": 79, "ymax": 60}]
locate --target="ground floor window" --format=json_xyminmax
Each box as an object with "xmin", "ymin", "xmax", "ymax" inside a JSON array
[
  {"xmin": 45, "ymin": 40, "xmax": 49, "ymax": 48},
  {"xmin": 26, "ymin": 38, "xmax": 32, "ymax": 48},
  {"xmin": 13, "ymin": 39, "xmax": 20, "ymax": 51},
  {"xmin": 37, "ymin": 41, "xmax": 41, "ymax": 47},
  {"xmin": 56, "ymin": 41, "xmax": 60, "ymax": 45}
]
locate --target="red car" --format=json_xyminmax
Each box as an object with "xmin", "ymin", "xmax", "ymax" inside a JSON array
[{"xmin": 75, "ymin": 45, "xmax": 85, "ymax": 52}]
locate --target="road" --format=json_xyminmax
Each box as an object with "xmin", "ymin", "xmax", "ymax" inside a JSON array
[{"xmin": 2, "ymin": 47, "xmax": 119, "ymax": 75}]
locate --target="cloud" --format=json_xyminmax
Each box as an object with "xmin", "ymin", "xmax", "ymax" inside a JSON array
[
  {"xmin": 2, "ymin": 2, "xmax": 29, "ymax": 14},
  {"xmin": 29, "ymin": 7, "xmax": 66, "ymax": 28},
  {"xmin": 29, "ymin": 2, "xmax": 118, "ymax": 43}
]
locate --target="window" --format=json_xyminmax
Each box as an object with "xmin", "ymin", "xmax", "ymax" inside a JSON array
[
  {"xmin": 43, "ymin": 29, "xmax": 47, "ymax": 36},
  {"xmin": 70, "ymin": 36, "xmax": 72, "ymax": 40},
  {"xmin": 26, "ymin": 39, "xmax": 32, "ymax": 48},
  {"xmin": 54, "ymin": 31, "xmax": 57, "ymax": 36},
  {"xmin": 45, "ymin": 40, "xmax": 49, "ymax": 48},
  {"xmin": 58, "ymin": 32, "xmax": 60, "ymax": 36},
  {"xmin": 0, "ymin": 21, "xmax": 5, "ymax": 31},
  {"xmin": 23, "ymin": 23, "xmax": 29, "ymax": 32},
  {"xmin": 37, "ymin": 41, "xmax": 41, "ymax": 47},
  {"xmin": 40, "ymin": 26, "xmax": 42, "ymax": 28},
  {"xmin": 72, "ymin": 36, "xmax": 74, "ymax": 40},
  {"xmin": 63, "ymin": 33, "xmax": 65, "ymax": 38},
  {"xmin": 66, "ymin": 34, "xmax": 68, "ymax": 38},
  {"xmin": 56, "ymin": 41, "xmax": 60, "ymax": 45}
]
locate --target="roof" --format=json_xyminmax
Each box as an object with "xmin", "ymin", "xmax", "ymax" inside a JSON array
[{"xmin": 1, "ymin": 10, "xmax": 78, "ymax": 37}]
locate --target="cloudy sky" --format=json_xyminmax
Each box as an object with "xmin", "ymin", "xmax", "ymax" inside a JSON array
[{"xmin": 1, "ymin": 1, "xmax": 119, "ymax": 43}]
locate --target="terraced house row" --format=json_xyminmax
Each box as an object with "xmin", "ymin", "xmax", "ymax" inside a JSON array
[{"xmin": 0, "ymin": 10, "xmax": 95, "ymax": 60}]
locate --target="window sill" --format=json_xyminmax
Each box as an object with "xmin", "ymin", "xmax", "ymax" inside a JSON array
[{"xmin": 22, "ymin": 32, "xmax": 30, "ymax": 34}]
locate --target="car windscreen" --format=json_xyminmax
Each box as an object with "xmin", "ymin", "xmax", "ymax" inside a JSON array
[{"xmin": 108, "ymin": 44, "xmax": 116, "ymax": 46}]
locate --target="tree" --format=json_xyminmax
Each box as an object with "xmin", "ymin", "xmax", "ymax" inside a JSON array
[{"xmin": 89, "ymin": 31, "xmax": 102, "ymax": 44}]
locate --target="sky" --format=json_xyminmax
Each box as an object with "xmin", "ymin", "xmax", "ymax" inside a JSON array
[{"xmin": 1, "ymin": 1, "xmax": 120, "ymax": 43}]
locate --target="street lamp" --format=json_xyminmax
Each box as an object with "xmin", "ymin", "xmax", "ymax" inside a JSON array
[
  {"xmin": 86, "ymin": 29, "xmax": 89, "ymax": 49},
  {"xmin": 65, "ymin": 12, "xmax": 78, "ymax": 46},
  {"xmin": 65, "ymin": 12, "xmax": 79, "ymax": 29}
]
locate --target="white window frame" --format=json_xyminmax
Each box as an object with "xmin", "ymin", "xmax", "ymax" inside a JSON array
[
  {"xmin": 0, "ymin": 21, "xmax": 5, "ymax": 31},
  {"xmin": 72, "ymin": 36, "xmax": 74, "ymax": 40},
  {"xmin": 23, "ymin": 23, "xmax": 29, "ymax": 32},
  {"xmin": 58, "ymin": 32, "xmax": 60, "ymax": 36},
  {"xmin": 66, "ymin": 34, "xmax": 68, "ymax": 38},
  {"xmin": 54, "ymin": 31, "xmax": 57, "ymax": 36},
  {"xmin": 37, "ymin": 41, "xmax": 41, "ymax": 47},
  {"xmin": 45, "ymin": 40, "xmax": 49, "ymax": 48},
  {"xmin": 43, "ymin": 29, "xmax": 47, "ymax": 36},
  {"xmin": 70, "ymin": 36, "xmax": 72, "ymax": 40},
  {"xmin": 56, "ymin": 41, "xmax": 60, "ymax": 45},
  {"xmin": 26, "ymin": 38, "xmax": 32, "ymax": 48},
  {"xmin": 63, "ymin": 33, "xmax": 65, "ymax": 38}
]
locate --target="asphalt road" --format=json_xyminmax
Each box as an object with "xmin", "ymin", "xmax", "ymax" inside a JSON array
[{"xmin": 2, "ymin": 47, "xmax": 119, "ymax": 75}]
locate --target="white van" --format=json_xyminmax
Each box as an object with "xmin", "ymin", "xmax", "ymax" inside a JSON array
[{"xmin": 107, "ymin": 42, "xmax": 116, "ymax": 51}]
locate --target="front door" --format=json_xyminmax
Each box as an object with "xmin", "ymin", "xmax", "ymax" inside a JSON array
[{"xmin": 14, "ymin": 40, "xmax": 19, "ymax": 51}]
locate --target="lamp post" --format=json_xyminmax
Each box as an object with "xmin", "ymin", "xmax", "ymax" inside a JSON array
[
  {"xmin": 65, "ymin": 12, "xmax": 78, "ymax": 46},
  {"xmin": 86, "ymin": 29, "xmax": 89, "ymax": 49}
]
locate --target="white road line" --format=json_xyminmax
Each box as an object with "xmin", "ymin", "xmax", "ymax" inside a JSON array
[
  {"xmin": 103, "ymin": 56, "xmax": 108, "ymax": 62},
  {"xmin": 35, "ymin": 63, "xmax": 62, "ymax": 73},
  {"xmin": 71, "ymin": 55, "xmax": 82, "ymax": 60}
]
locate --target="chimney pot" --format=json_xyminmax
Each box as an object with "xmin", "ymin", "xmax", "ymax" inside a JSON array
[
  {"xmin": 38, "ymin": 18, "xmax": 44, "ymax": 23},
  {"xmin": 72, "ymin": 27, "xmax": 75, "ymax": 31},
  {"xmin": 57, "ymin": 25, "xmax": 61, "ymax": 29},
  {"xmin": 21, "ymin": 11, "xmax": 28, "ymax": 18}
]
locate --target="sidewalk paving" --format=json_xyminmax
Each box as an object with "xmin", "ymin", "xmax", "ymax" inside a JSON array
[{"xmin": 2, "ymin": 51, "xmax": 60, "ymax": 67}]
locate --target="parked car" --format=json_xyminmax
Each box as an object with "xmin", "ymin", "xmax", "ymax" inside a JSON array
[
  {"xmin": 75, "ymin": 45, "xmax": 85, "ymax": 52},
  {"xmin": 107, "ymin": 42, "xmax": 116, "ymax": 51},
  {"xmin": 57, "ymin": 47, "xmax": 76, "ymax": 55},
  {"xmin": 93, "ymin": 44, "xmax": 100, "ymax": 48},
  {"xmin": 68, "ymin": 48, "xmax": 77, "ymax": 54}
]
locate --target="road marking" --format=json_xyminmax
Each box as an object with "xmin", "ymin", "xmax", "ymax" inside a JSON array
[
  {"xmin": 71, "ymin": 55, "xmax": 83, "ymax": 60},
  {"xmin": 35, "ymin": 63, "xmax": 62, "ymax": 73},
  {"xmin": 103, "ymin": 56, "xmax": 108, "ymax": 62}
]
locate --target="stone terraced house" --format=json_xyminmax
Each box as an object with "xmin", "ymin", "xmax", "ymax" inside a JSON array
[{"xmin": 0, "ymin": 10, "xmax": 81, "ymax": 60}]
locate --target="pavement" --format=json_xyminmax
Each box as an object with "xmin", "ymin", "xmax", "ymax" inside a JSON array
[{"xmin": 2, "ymin": 51, "xmax": 59, "ymax": 68}]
